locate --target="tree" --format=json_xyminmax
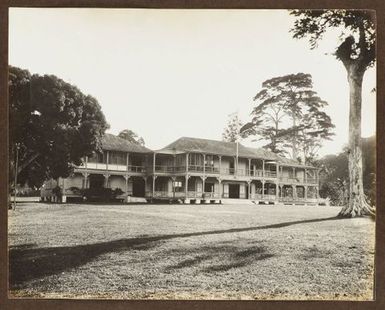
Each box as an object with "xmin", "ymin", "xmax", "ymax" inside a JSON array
[
  {"xmin": 297, "ymin": 105, "xmax": 335, "ymax": 164},
  {"xmin": 118, "ymin": 129, "xmax": 145, "ymax": 146},
  {"xmin": 290, "ymin": 10, "xmax": 375, "ymax": 217},
  {"xmin": 9, "ymin": 66, "xmax": 109, "ymax": 189},
  {"xmin": 317, "ymin": 136, "xmax": 375, "ymax": 207},
  {"xmin": 222, "ymin": 113, "xmax": 243, "ymax": 142},
  {"xmin": 241, "ymin": 73, "xmax": 334, "ymax": 162},
  {"xmin": 240, "ymin": 84, "xmax": 288, "ymax": 155}
]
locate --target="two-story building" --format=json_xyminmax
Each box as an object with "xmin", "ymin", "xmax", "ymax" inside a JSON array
[{"xmin": 51, "ymin": 134, "xmax": 320, "ymax": 205}]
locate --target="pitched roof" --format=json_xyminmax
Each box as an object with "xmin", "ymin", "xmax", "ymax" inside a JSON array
[
  {"xmin": 101, "ymin": 133, "xmax": 151, "ymax": 153},
  {"xmin": 158, "ymin": 137, "xmax": 313, "ymax": 168}
]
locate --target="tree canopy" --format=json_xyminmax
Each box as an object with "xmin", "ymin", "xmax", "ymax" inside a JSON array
[
  {"xmin": 9, "ymin": 66, "xmax": 109, "ymax": 188},
  {"xmin": 118, "ymin": 129, "xmax": 145, "ymax": 146},
  {"xmin": 290, "ymin": 10, "xmax": 375, "ymax": 72},
  {"xmin": 222, "ymin": 114, "xmax": 243, "ymax": 143},
  {"xmin": 241, "ymin": 73, "xmax": 334, "ymax": 163}
]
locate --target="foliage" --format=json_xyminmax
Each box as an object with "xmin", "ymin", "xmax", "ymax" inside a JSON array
[
  {"xmin": 241, "ymin": 73, "xmax": 334, "ymax": 162},
  {"xmin": 318, "ymin": 153, "xmax": 349, "ymax": 206},
  {"xmin": 81, "ymin": 187, "xmax": 125, "ymax": 202},
  {"xmin": 317, "ymin": 136, "xmax": 375, "ymax": 206},
  {"xmin": 118, "ymin": 129, "xmax": 145, "ymax": 146},
  {"xmin": 9, "ymin": 66, "xmax": 109, "ymax": 189},
  {"xmin": 66, "ymin": 186, "xmax": 124, "ymax": 202},
  {"xmin": 68, "ymin": 186, "xmax": 82, "ymax": 196},
  {"xmin": 222, "ymin": 113, "xmax": 243, "ymax": 143},
  {"xmin": 290, "ymin": 10, "xmax": 375, "ymax": 71},
  {"xmin": 16, "ymin": 189, "xmax": 41, "ymax": 197}
]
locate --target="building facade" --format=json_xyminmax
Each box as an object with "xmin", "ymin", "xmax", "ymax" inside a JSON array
[{"xmin": 51, "ymin": 134, "xmax": 320, "ymax": 205}]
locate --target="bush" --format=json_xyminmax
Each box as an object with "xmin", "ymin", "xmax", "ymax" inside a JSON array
[
  {"xmin": 16, "ymin": 189, "xmax": 41, "ymax": 197},
  {"xmin": 68, "ymin": 187, "xmax": 82, "ymax": 196},
  {"xmin": 81, "ymin": 187, "xmax": 125, "ymax": 202}
]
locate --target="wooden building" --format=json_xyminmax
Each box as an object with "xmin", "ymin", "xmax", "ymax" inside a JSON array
[{"xmin": 53, "ymin": 134, "xmax": 320, "ymax": 205}]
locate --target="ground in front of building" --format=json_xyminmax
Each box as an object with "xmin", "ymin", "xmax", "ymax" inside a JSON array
[{"xmin": 8, "ymin": 203, "xmax": 374, "ymax": 300}]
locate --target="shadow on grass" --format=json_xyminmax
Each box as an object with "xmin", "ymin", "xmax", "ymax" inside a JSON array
[
  {"xmin": 166, "ymin": 255, "xmax": 212, "ymax": 270},
  {"xmin": 204, "ymin": 245, "xmax": 275, "ymax": 272},
  {"xmin": 10, "ymin": 216, "xmax": 341, "ymax": 287}
]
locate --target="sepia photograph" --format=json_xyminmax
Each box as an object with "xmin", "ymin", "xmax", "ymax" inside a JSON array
[{"xmin": 7, "ymin": 7, "xmax": 376, "ymax": 301}]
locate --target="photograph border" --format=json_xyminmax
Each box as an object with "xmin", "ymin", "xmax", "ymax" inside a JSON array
[{"xmin": 1, "ymin": 1, "xmax": 384, "ymax": 309}]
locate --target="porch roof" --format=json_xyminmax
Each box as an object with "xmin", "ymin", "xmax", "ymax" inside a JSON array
[
  {"xmin": 101, "ymin": 133, "xmax": 152, "ymax": 153},
  {"xmin": 158, "ymin": 137, "xmax": 315, "ymax": 168}
]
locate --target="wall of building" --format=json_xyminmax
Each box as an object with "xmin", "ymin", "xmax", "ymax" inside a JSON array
[
  {"xmin": 220, "ymin": 157, "xmax": 231, "ymax": 170},
  {"xmin": 64, "ymin": 174, "xmax": 83, "ymax": 190},
  {"xmin": 109, "ymin": 175, "xmax": 126, "ymax": 190},
  {"xmin": 296, "ymin": 169, "xmax": 305, "ymax": 180}
]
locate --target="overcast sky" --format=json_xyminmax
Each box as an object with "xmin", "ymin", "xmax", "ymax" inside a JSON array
[{"xmin": 9, "ymin": 8, "xmax": 376, "ymax": 156}]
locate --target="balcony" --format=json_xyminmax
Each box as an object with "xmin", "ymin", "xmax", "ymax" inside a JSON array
[
  {"xmin": 154, "ymin": 165, "xmax": 176, "ymax": 173},
  {"xmin": 85, "ymin": 162, "xmax": 108, "ymax": 170},
  {"xmin": 279, "ymin": 177, "xmax": 318, "ymax": 184},
  {"xmin": 264, "ymin": 171, "xmax": 277, "ymax": 178},
  {"xmin": 76, "ymin": 162, "xmax": 146, "ymax": 173},
  {"xmin": 128, "ymin": 165, "xmax": 146, "ymax": 173}
]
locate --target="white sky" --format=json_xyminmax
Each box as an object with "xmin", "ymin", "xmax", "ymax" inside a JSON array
[{"xmin": 9, "ymin": 8, "xmax": 376, "ymax": 156}]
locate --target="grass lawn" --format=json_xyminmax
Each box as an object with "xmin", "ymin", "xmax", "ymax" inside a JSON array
[{"xmin": 8, "ymin": 203, "xmax": 375, "ymax": 300}]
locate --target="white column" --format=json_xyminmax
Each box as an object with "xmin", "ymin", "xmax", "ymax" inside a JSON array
[
  {"xmin": 106, "ymin": 151, "xmax": 109, "ymax": 170},
  {"xmin": 202, "ymin": 176, "xmax": 206, "ymax": 196},
  {"xmin": 292, "ymin": 185, "xmax": 296, "ymax": 200},
  {"xmin": 262, "ymin": 160, "xmax": 265, "ymax": 177},
  {"xmin": 124, "ymin": 175, "xmax": 130, "ymax": 202},
  {"xmin": 104, "ymin": 174, "xmax": 110, "ymax": 188},
  {"xmin": 82, "ymin": 173, "xmax": 89, "ymax": 189},
  {"xmin": 185, "ymin": 175, "xmax": 189, "ymax": 197},
  {"xmin": 305, "ymin": 186, "xmax": 308, "ymax": 200},
  {"xmin": 203, "ymin": 154, "xmax": 206, "ymax": 174},
  {"xmin": 275, "ymin": 183, "xmax": 279, "ymax": 200}
]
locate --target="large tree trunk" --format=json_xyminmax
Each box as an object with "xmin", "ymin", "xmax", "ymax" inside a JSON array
[{"xmin": 338, "ymin": 65, "xmax": 375, "ymax": 217}]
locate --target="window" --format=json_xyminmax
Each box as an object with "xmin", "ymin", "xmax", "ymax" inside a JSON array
[
  {"xmin": 173, "ymin": 181, "xmax": 182, "ymax": 187},
  {"xmin": 205, "ymin": 155, "xmax": 214, "ymax": 167},
  {"xmin": 109, "ymin": 151, "xmax": 126, "ymax": 165},
  {"xmin": 189, "ymin": 153, "xmax": 203, "ymax": 166}
]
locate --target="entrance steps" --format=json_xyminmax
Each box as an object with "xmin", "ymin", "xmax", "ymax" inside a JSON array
[
  {"xmin": 221, "ymin": 199, "xmax": 256, "ymax": 205},
  {"xmin": 127, "ymin": 196, "xmax": 147, "ymax": 203}
]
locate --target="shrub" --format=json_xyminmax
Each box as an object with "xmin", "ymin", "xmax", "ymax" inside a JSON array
[{"xmin": 81, "ymin": 187, "xmax": 125, "ymax": 202}]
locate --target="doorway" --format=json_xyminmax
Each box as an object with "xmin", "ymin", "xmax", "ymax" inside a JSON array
[
  {"xmin": 204, "ymin": 182, "xmax": 214, "ymax": 193},
  {"xmin": 229, "ymin": 184, "xmax": 240, "ymax": 198},
  {"xmin": 132, "ymin": 177, "xmax": 145, "ymax": 197}
]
